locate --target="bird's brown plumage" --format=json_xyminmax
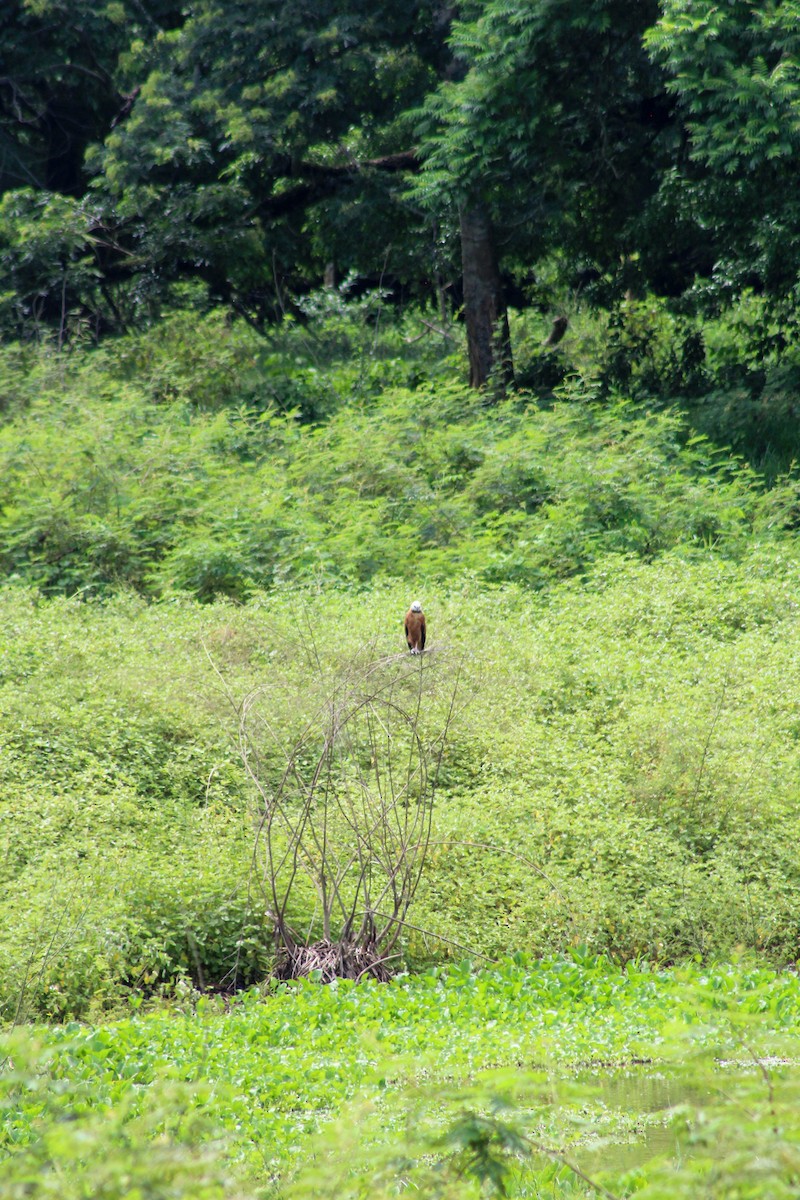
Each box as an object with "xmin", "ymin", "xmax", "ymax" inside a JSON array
[{"xmin": 404, "ymin": 604, "xmax": 426, "ymax": 654}]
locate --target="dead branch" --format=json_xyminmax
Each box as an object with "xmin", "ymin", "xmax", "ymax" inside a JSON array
[{"xmin": 237, "ymin": 644, "xmax": 464, "ymax": 981}]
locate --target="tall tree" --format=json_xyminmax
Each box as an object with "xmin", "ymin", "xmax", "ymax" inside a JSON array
[
  {"xmin": 458, "ymin": 201, "xmax": 512, "ymax": 389},
  {"xmin": 86, "ymin": 0, "xmax": 446, "ymax": 325},
  {"xmin": 645, "ymin": 0, "xmax": 800, "ymax": 299},
  {"xmin": 0, "ymin": 0, "xmax": 450, "ymax": 336},
  {"xmin": 416, "ymin": 0, "xmax": 674, "ymax": 386}
]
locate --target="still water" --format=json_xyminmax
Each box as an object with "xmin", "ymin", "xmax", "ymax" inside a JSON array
[
  {"xmin": 573, "ymin": 1067, "xmax": 712, "ymax": 1173},
  {"xmin": 555, "ymin": 1061, "xmax": 798, "ymax": 1176}
]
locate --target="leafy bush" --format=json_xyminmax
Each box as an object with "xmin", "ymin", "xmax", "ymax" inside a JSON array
[
  {"xmin": 598, "ymin": 295, "xmax": 709, "ymax": 401},
  {"xmin": 0, "ymin": 327, "xmax": 782, "ymax": 599},
  {"xmin": 0, "ymin": 1033, "xmax": 251, "ymax": 1200},
  {"xmin": 0, "ymin": 190, "xmax": 102, "ymax": 341},
  {"xmin": 583, "ymin": 290, "xmax": 800, "ymax": 479},
  {"xmin": 0, "ymin": 588, "xmax": 266, "ymax": 1020},
  {"xmin": 3, "ymin": 550, "xmax": 800, "ymax": 1019}
]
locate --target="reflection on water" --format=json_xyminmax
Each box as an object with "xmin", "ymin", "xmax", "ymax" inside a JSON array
[
  {"xmin": 565, "ymin": 1066, "xmax": 732, "ymax": 1175},
  {"xmin": 589, "ymin": 1069, "xmax": 713, "ymax": 1114}
]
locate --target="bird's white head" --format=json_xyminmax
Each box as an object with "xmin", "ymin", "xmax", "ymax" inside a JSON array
[{"xmin": 410, "ymin": 600, "xmax": 423, "ymax": 612}]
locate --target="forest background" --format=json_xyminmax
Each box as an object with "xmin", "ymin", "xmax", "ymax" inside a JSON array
[{"xmin": 5, "ymin": 2, "xmax": 800, "ymax": 1197}]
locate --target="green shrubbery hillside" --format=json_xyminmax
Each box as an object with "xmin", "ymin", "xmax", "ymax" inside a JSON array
[
  {"xmin": 3, "ymin": 549, "xmax": 800, "ymax": 1020},
  {"xmin": 0, "ymin": 307, "xmax": 792, "ymax": 603},
  {"xmin": 3, "ymin": 300, "xmax": 800, "ymax": 1200},
  {"xmin": 3, "ymin": 305, "xmax": 800, "ymax": 1024}
]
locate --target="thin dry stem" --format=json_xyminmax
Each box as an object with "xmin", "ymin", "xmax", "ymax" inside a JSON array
[{"xmin": 238, "ymin": 644, "xmax": 463, "ymax": 980}]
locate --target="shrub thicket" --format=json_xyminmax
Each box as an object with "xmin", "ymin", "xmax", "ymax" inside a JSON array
[
  {"xmin": 0, "ymin": 309, "xmax": 789, "ymax": 601},
  {"xmin": 3, "ymin": 300, "xmax": 800, "ymax": 1019},
  {"xmin": 2, "ymin": 548, "xmax": 800, "ymax": 1018}
]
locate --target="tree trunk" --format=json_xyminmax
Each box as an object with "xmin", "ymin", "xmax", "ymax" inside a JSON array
[{"xmin": 459, "ymin": 202, "xmax": 513, "ymax": 393}]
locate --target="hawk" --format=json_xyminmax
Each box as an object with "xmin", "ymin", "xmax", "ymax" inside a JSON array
[{"xmin": 404, "ymin": 601, "xmax": 426, "ymax": 654}]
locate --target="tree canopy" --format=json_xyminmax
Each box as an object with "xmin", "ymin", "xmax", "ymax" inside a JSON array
[
  {"xmin": 2, "ymin": 0, "xmax": 800, "ymax": 382},
  {"xmin": 647, "ymin": 0, "xmax": 800, "ymax": 298}
]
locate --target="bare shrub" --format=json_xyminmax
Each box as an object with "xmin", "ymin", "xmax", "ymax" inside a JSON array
[{"xmin": 237, "ymin": 645, "xmax": 461, "ymax": 981}]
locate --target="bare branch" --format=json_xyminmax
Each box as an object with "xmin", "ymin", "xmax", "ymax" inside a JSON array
[{"xmin": 234, "ymin": 638, "xmax": 467, "ymax": 979}]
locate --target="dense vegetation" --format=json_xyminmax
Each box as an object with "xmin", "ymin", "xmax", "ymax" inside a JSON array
[
  {"xmin": 4, "ymin": 538, "xmax": 800, "ymax": 1022},
  {"xmin": 2, "ymin": 303, "xmax": 800, "ymax": 1020},
  {"xmin": 5, "ymin": 1, "xmax": 800, "ymax": 1197},
  {"xmin": 4, "ymin": 308, "xmax": 800, "ymax": 1188},
  {"xmin": 5, "ymin": 957, "xmax": 800, "ymax": 1198},
  {"xmin": 5, "ymin": 0, "xmax": 800, "ymax": 386}
]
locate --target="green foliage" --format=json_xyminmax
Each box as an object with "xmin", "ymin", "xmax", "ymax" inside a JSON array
[
  {"xmin": 646, "ymin": 0, "xmax": 800, "ymax": 297},
  {"xmin": 4, "ymin": 0, "xmax": 800, "ymax": 359},
  {"xmin": 0, "ymin": 190, "xmax": 103, "ymax": 337},
  {"xmin": 0, "ymin": 1033, "xmax": 250, "ymax": 1200},
  {"xmin": 289, "ymin": 959, "xmax": 800, "ymax": 1198},
  {"xmin": 0, "ymin": 0, "xmax": 188, "ymax": 337},
  {"xmin": 415, "ymin": 0, "xmax": 670, "ymax": 287},
  {"xmin": 598, "ymin": 295, "xmax": 708, "ymax": 401},
  {"xmin": 0, "ymin": 0, "xmax": 182, "ymax": 195},
  {"xmin": 4, "ymin": 958, "xmax": 800, "ymax": 1196},
  {"xmin": 4, "ymin": 546, "xmax": 800, "ymax": 1018},
  {"xmin": 0, "ymin": 588, "xmax": 268, "ymax": 1020},
  {"xmin": 579, "ymin": 290, "xmax": 800, "ymax": 478},
  {"xmin": 0, "ymin": 313, "xmax": 779, "ymax": 600},
  {"xmin": 72, "ymin": 0, "xmax": 443, "ymax": 327},
  {"xmin": 647, "ymin": 2, "xmax": 800, "ymax": 177},
  {"xmin": 7, "ymin": 14, "xmax": 800, "ymax": 1194}
]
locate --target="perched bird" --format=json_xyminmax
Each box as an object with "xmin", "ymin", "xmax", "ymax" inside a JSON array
[{"xmin": 404, "ymin": 601, "xmax": 426, "ymax": 654}]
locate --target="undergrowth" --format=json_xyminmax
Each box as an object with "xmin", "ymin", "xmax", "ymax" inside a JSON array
[
  {"xmin": 0, "ymin": 307, "xmax": 793, "ymax": 601},
  {"xmin": 2, "ymin": 550, "xmax": 800, "ymax": 1020}
]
